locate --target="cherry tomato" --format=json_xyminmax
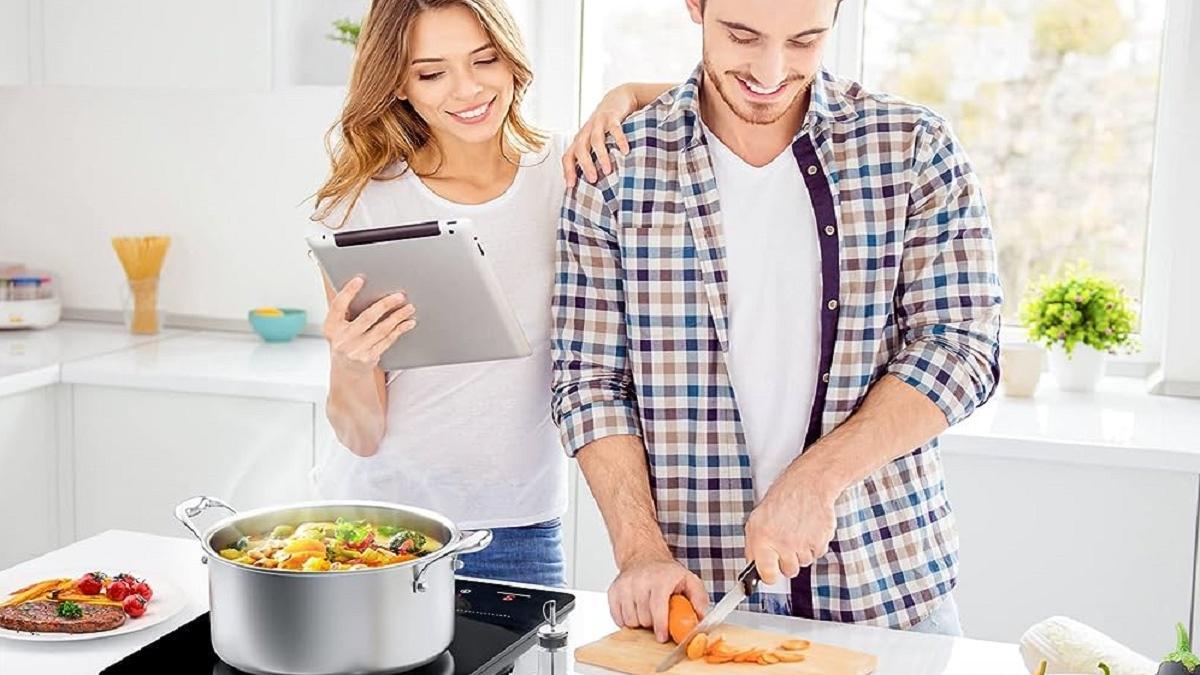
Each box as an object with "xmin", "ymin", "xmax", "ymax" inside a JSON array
[
  {"xmin": 133, "ymin": 581, "xmax": 153, "ymax": 602},
  {"xmin": 106, "ymin": 580, "xmax": 132, "ymax": 602},
  {"xmin": 76, "ymin": 572, "xmax": 104, "ymax": 595},
  {"xmin": 123, "ymin": 594, "xmax": 148, "ymax": 618},
  {"xmin": 112, "ymin": 573, "xmax": 138, "ymax": 587}
]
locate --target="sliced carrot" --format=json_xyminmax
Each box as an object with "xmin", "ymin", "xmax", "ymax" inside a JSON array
[
  {"xmin": 713, "ymin": 644, "xmax": 741, "ymax": 658},
  {"xmin": 779, "ymin": 639, "xmax": 811, "ymax": 651},
  {"xmin": 705, "ymin": 636, "xmax": 726, "ymax": 655},
  {"xmin": 775, "ymin": 652, "xmax": 807, "ymax": 663},
  {"xmin": 761, "ymin": 653, "xmax": 780, "ymax": 664},
  {"xmin": 733, "ymin": 649, "xmax": 764, "ymax": 663},
  {"xmin": 705, "ymin": 655, "xmax": 735, "ymax": 664},
  {"xmin": 687, "ymin": 634, "xmax": 709, "ymax": 660}
]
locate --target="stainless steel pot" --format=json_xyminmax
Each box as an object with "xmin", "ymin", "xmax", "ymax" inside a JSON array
[{"xmin": 175, "ymin": 496, "xmax": 492, "ymax": 675}]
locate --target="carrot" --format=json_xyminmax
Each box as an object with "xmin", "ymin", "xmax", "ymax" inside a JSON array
[
  {"xmin": 711, "ymin": 643, "xmax": 741, "ymax": 658},
  {"xmin": 687, "ymin": 633, "xmax": 709, "ymax": 660},
  {"xmin": 733, "ymin": 649, "xmax": 765, "ymax": 663},
  {"xmin": 668, "ymin": 595, "xmax": 699, "ymax": 644},
  {"xmin": 779, "ymin": 639, "xmax": 811, "ymax": 651}
]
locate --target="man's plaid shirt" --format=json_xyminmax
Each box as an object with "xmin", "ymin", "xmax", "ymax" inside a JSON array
[{"xmin": 552, "ymin": 65, "xmax": 1002, "ymax": 629}]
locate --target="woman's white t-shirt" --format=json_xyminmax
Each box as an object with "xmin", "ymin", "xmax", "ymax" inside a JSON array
[{"xmin": 311, "ymin": 134, "xmax": 570, "ymax": 530}]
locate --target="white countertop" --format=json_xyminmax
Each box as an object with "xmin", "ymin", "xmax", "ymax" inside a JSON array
[
  {"xmin": 0, "ymin": 530, "xmax": 1027, "ymax": 675},
  {"xmin": 0, "ymin": 322, "xmax": 182, "ymax": 397},
  {"xmin": 59, "ymin": 329, "xmax": 329, "ymax": 403},
  {"xmin": 946, "ymin": 376, "xmax": 1200, "ymax": 472},
  {"xmin": 2, "ymin": 321, "xmax": 1200, "ymax": 471},
  {"xmin": 0, "ymin": 320, "xmax": 328, "ymax": 403}
]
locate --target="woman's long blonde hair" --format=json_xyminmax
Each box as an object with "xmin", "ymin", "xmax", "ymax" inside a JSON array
[{"xmin": 313, "ymin": 0, "xmax": 545, "ymax": 228}]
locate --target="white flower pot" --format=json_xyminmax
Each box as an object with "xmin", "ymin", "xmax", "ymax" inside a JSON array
[
  {"xmin": 1000, "ymin": 342, "xmax": 1045, "ymax": 397},
  {"xmin": 1047, "ymin": 344, "xmax": 1106, "ymax": 393}
]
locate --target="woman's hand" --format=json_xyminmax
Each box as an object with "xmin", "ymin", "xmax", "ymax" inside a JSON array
[
  {"xmin": 562, "ymin": 84, "xmax": 637, "ymax": 187},
  {"xmin": 323, "ymin": 276, "xmax": 417, "ymax": 374}
]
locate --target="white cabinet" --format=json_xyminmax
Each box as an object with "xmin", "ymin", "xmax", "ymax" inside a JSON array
[
  {"xmin": 943, "ymin": 451, "xmax": 1197, "ymax": 655},
  {"xmin": 0, "ymin": 386, "xmax": 58, "ymax": 568},
  {"xmin": 71, "ymin": 385, "xmax": 315, "ymax": 540},
  {"xmin": 41, "ymin": 0, "xmax": 272, "ymax": 89}
]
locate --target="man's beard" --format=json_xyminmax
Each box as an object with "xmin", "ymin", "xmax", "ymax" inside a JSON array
[{"xmin": 702, "ymin": 57, "xmax": 813, "ymax": 126}]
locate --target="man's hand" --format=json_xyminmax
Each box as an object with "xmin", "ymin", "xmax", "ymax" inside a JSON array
[
  {"xmin": 743, "ymin": 468, "xmax": 838, "ymax": 586},
  {"xmin": 608, "ymin": 551, "xmax": 709, "ymax": 643}
]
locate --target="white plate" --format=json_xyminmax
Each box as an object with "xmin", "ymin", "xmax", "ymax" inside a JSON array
[{"xmin": 0, "ymin": 571, "xmax": 188, "ymax": 642}]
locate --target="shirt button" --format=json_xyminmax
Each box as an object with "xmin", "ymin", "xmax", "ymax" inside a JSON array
[
  {"xmin": 822, "ymin": 372, "xmax": 830, "ymax": 384},
  {"xmin": 806, "ymin": 165, "xmax": 819, "ymax": 176},
  {"xmin": 824, "ymin": 225, "xmax": 836, "ymax": 236},
  {"xmin": 827, "ymin": 299, "xmax": 838, "ymax": 310}
]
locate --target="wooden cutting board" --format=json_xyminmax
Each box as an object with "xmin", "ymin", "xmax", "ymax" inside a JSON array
[{"xmin": 575, "ymin": 626, "xmax": 877, "ymax": 675}]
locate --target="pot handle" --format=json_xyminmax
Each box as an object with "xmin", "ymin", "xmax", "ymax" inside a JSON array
[
  {"xmin": 174, "ymin": 495, "xmax": 238, "ymax": 541},
  {"xmin": 411, "ymin": 529, "xmax": 492, "ymax": 593}
]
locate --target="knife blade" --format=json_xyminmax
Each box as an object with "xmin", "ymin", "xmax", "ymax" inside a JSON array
[{"xmin": 654, "ymin": 562, "xmax": 761, "ymax": 673}]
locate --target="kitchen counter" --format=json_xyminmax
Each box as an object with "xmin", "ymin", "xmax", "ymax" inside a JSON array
[
  {"xmin": 0, "ymin": 320, "xmax": 328, "ymax": 402},
  {"xmin": 946, "ymin": 375, "xmax": 1200, "ymax": 472},
  {"xmin": 3, "ymin": 320, "xmax": 1200, "ymax": 473},
  {"xmin": 0, "ymin": 530, "xmax": 1028, "ymax": 675},
  {"xmin": 59, "ymin": 329, "xmax": 329, "ymax": 403},
  {"xmin": 0, "ymin": 322, "xmax": 182, "ymax": 397}
]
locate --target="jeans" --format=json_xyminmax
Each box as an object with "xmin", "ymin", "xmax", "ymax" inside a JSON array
[
  {"xmin": 757, "ymin": 592, "xmax": 963, "ymax": 637},
  {"xmin": 908, "ymin": 593, "xmax": 964, "ymax": 636},
  {"xmin": 456, "ymin": 518, "xmax": 566, "ymax": 587}
]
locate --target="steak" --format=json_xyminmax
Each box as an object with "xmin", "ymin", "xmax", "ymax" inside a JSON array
[{"xmin": 0, "ymin": 600, "xmax": 127, "ymax": 634}]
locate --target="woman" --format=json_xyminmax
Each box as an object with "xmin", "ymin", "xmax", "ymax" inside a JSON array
[{"xmin": 310, "ymin": 0, "xmax": 667, "ymax": 586}]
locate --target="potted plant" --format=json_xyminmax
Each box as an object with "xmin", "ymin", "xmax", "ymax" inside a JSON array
[
  {"xmin": 1019, "ymin": 262, "xmax": 1138, "ymax": 392},
  {"xmin": 329, "ymin": 18, "xmax": 361, "ymax": 47}
]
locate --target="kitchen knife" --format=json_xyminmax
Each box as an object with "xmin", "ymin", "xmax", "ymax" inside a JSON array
[{"xmin": 654, "ymin": 561, "xmax": 761, "ymax": 673}]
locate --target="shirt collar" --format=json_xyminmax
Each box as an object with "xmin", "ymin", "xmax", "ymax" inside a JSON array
[{"xmin": 674, "ymin": 64, "xmax": 858, "ymax": 150}]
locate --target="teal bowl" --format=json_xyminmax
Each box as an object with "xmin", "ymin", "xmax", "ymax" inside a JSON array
[{"xmin": 247, "ymin": 308, "xmax": 307, "ymax": 343}]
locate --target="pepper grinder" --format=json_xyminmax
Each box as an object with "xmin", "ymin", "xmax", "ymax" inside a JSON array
[{"xmin": 536, "ymin": 600, "xmax": 569, "ymax": 675}]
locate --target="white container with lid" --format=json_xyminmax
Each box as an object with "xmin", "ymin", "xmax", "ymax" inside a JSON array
[{"xmin": 0, "ymin": 270, "xmax": 62, "ymax": 329}]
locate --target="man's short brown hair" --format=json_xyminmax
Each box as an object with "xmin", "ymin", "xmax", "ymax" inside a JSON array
[{"xmin": 700, "ymin": 0, "xmax": 845, "ymax": 18}]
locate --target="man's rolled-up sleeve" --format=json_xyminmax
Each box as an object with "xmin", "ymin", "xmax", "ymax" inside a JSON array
[
  {"xmin": 887, "ymin": 118, "xmax": 1003, "ymax": 427},
  {"xmin": 551, "ymin": 177, "xmax": 642, "ymax": 456}
]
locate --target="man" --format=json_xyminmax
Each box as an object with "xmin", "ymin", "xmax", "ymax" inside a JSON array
[{"xmin": 552, "ymin": 0, "xmax": 1001, "ymax": 640}]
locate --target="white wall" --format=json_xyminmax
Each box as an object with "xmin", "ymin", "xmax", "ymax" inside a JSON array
[
  {"xmin": 0, "ymin": 85, "xmax": 342, "ymax": 323},
  {"xmin": 0, "ymin": 0, "xmax": 577, "ymax": 328}
]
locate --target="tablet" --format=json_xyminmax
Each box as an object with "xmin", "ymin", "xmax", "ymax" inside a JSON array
[{"xmin": 307, "ymin": 219, "xmax": 531, "ymax": 370}]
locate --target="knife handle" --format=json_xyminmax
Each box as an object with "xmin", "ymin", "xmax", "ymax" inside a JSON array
[{"xmin": 737, "ymin": 561, "xmax": 761, "ymax": 596}]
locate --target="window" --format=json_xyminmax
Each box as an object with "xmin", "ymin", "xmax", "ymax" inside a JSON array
[
  {"xmin": 579, "ymin": 0, "xmax": 700, "ymax": 113},
  {"xmin": 861, "ymin": 0, "xmax": 1169, "ymax": 325},
  {"xmin": 573, "ymin": 0, "xmax": 1185, "ymax": 360}
]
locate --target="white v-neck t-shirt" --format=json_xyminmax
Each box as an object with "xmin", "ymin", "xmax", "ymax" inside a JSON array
[
  {"xmin": 310, "ymin": 134, "xmax": 570, "ymax": 530},
  {"xmin": 703, "ymin": 122, "xmax": 822, "ymax": 592}
]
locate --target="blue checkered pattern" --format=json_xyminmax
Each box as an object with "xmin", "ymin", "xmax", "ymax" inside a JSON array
[{"xmin": 552, "ymin": 65, "xmax": 1002, "ymax": 629}]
